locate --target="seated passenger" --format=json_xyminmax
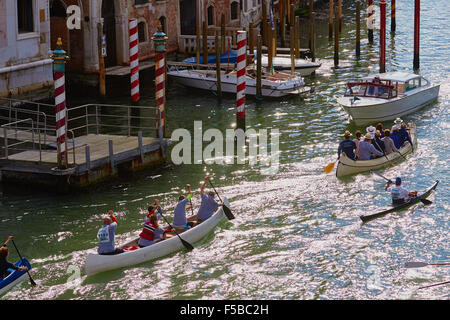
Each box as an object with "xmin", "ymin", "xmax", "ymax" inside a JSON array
[
  {"xmin": 398, "ymin": 122, "xmax": 413, "ymax": 150},
  {"xmin": 372, "ymin": 130, "xmax": 386, "ymax": 153},
  {"xmin": 337, "ymin": 131, "xmax": 357, "ymax": 161},
  {"xmin": 138, "ymin": 212, "xmax": 167, "ymax": 247},
  {"xmin": 381, "ymin": 129, "xmax": 399, "ymax": 155},
  {"xmin": 357, "ymin": 133, "xmax": 384, "ymax": 160}
]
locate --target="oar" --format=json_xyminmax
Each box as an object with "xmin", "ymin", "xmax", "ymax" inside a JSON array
[
  {"xmin": 208, "ymin": 180, "xmax": 235, "ymax": 220},
  {"xmin": 11, "ymin": 240, "xmax": 36, "ymax": 286},
  {"xmin": 158, "ymin": 211, "xmax": 193, "ymax": 251},
  {"xmin": 324, "ymin": 158, "xmax": 338, "ymax": 174},
  {"xmin": 418, "ymin": 280, "xmax": 450, "ymax": 290},
  {"xmin": 371, "ymin": 170, "xmax": 433, "ymax": 205},
  {"xmin": 405, "ymin": 261, "xmax": 450, "ymax": 268},
  {"xmin": 395, "ymin": 149, "xmax": 408, "ymax": 161},
  {"xmin": 373, "ymin": 140, "xmax": 393, "ymax": 167}
]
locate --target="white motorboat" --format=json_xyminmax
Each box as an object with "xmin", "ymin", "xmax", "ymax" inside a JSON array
[
  {"xmin": 167, "ymin": 65, "xmax": 311, "ymax": 98},
  {"xmin": 336, "ymin": 122, "xmax": 416, "ymax": 177},
  {"xmin": 261, "ymin": 54, "xmax": 322, "ymax": 76},
  {"xmin": 84, "ymin": 200, "xmax": 229, "ymax": 276},
  {"xmin": 336, "ymin": 72, "xmax": 440, "ymax": 126}
]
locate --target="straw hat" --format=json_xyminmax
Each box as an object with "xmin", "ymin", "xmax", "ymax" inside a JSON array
[
  {"xmin": 364, "ymin": 133, "xmax": 373, "ymax": 140},
  {"xmin": 344, "ymin": 130, "xmax": 352, "ymax": 137}
]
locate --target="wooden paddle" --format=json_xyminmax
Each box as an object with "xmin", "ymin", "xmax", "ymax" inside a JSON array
[
  {"xmin": 405, "ymin": 261, "xmax": 450, "ymax": 268},
  {"xmin": 418, "ymin": 280, "xmax": 449, "ymax": 290},
  {"xmin": 208, "ymin": 180, "xmax": 235, "ymax": 220},
  {"xmin": 370, "ymin": 170, "xmax": 432, "ymax": 205},
  {"xmin": 158, "ymin": 211, "xmax": 193, "ymax": 251},
  {"xmin": 11, "ymin": 239, "xmax": 36, "ymax": 286},
  {"xmin": 324, "ymin": 158, "xmax": 338, "ymax": 174}
]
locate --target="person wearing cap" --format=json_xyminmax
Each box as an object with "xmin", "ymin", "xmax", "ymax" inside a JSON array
[
  {"xmin": 394, "ymin": 118, "xmax": 403, "ymax": 130},
  {"xmin": 372, "ymin": 130, "xmax": 386, "ymax": 153},
  {"xmin": 385, "ymin": 177, "xmax": 417, "ymax": 205},
  {"xmin": 366, "ymin": 125, "xmax": 376, "ymax": 138},
  {"xmin": 97, "ymin": 210, "xmax": 124, "ymax": 255},
  {"xmin": 337, "ymin": 131, "xmax": 357, "ymax": 161},
  {"xmin": 358, "ymin": 133, "xmax": 384, "ymax": 160},
  {"xmin": 172, "ymin": 184, "xmax": 194, "ymax": 233},
  {"xmin": 398, "ymin": 122, "xmax": 413, "ymax": 150},
  {"xmin": 382, "ymin": 129, "xmax": 399, "ymax": 155},
  {"xmin": 390, "ymin": 125, "xmax": 402, "ymax": 149}
]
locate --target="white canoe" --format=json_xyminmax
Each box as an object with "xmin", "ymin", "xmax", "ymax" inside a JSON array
[
  {"xmin": 336, "ymin": 122, "xmax": 416, "ymax": 177},
  {"xmin": 337, "ymin": 72, "xmax": 440, "ymax": 126},
  {"xmin": 84, "ymin": 200, "xmax": 229, "ymax": 276}
]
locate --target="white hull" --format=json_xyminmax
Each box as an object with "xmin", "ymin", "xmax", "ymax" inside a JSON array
[
  {"xmin": 337, "ymin": 85, "xmax": 440, "ymax": 126},
  {"xmin": 0, "ymin": 273, "xmax": 28, "ymax": 295},
  {"xmin": 336, "ymin": 123, "xmax": 416, "ymax": 177},
  {"xmin": 261, "ymin": 54, "xmax": 321, "ymax": 76},
  {"xmin": 84, "ymin": 204, "xmax": 228, "ymax": 276},
  {"xmin": 168, "ymin": 69, "xmax": 310, "ymax": 97}
]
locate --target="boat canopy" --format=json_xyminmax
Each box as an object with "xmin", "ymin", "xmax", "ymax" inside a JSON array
[{"xmin": 344, "ymin": 79, "xmax": 398, "ymax": 99}]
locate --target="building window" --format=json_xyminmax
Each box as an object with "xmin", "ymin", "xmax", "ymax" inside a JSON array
[
  {"xmin": 159, "ymin": 16, "xmax": 167, "ymax": 34},
  {"xmin": 207, "ymin": 6, "xmax": 215, "ymax": 26},
  {"xmin": 138, "ymin": 22, "xmax": 146, "ymax": 42},
  {"xmin": 231, "ymin": 1, "xmax": 239, "ymax": 20},
  {"xmin": 17, "ymin": 0, "xmax": 34, "ymax": 33},
  {"xmin": 135, "ymin": 0, "xmax": 149, "ymax": 5}
]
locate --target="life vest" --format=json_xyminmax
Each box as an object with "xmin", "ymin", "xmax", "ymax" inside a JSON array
[{"xmin": 139, "ymin": 222, "xmax": 157, "ymax": 241}]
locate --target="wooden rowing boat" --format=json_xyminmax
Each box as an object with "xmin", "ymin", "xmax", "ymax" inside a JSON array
[
  {"xmin": 0, "ymin": 258, "xmax": 32, "ymax": 296},
  {"xmin": 84, "ymin": 199, "xmax": 230, "ymax": 276},
  {"xmin": 336, "ymin": 122, "xmax": 416, "ymax": 177},
  {"xmin": 360, "ymin": 180, "xmax": 439, "ymax": 223}
]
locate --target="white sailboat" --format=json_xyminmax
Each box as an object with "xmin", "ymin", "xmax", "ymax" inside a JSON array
[{"xmin": 336, "ymin": 72, "xmax": 440, "ymax": 125}]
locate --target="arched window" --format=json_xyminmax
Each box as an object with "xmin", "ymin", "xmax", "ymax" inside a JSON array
[
  {"xmin": 159, "ymin": 16, "xmax": 167, "ymax": 34},
  {"xmin": 138, "ymin": 21, "xmax": 146, "ymax": 42},
  {"xmin": 207, "ymin": 5, "xmax": 215, "ymax": 26},
  {"xmin": 231, "ymin": 1, "xmax": 239, "ymax": 21}
]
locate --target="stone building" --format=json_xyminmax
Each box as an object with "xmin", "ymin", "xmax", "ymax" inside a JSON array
[{"xmin": 0, "ymin": 0, "xmax": 53, "ymax": 99}]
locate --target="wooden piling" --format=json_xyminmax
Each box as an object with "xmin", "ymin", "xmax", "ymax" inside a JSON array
[
  {"xmin": 267, "ymin": 21, "xmax": 273, "ymax": 72},
  {"xmin": 414, "ymin": 0, "xmax": 420, "ymax": 71},
  {"xmin": 391, "ymin": 0, "xmax": 396, "ymax": 33},
  {"xmin": 215, "ymin": 35, "xmax": 222, "ymax": 100},
  {"xmin": 368, "ymin": 0, "xmax": 374, "ymax": 44},
  {"xmin": 202, "ymin": 21, "xmax": 208, "ymax": 65},
  {"xmin": 338, "ymin": 0, "xmax": 342, "ymax": 32},
  {"xmin": 273, "ymin": 23, "xmax": 277, "ymax": 57},
  {"xmin": 356, "ymin": 1, "xmax": 361, "ymax": 58},
  {"xmin": 334, "ymin": 9, "xmax": 339, "ymax": 67},
  {"xmin": 290, "ymin": 25, "xmax": 295, "ymax": 75},
  {"xmin": 329, "ymin": 0, "xmax": 334, "ymax": 41},
  {"xmin": 287, "ymin": 0, "xmax": 291, "ymax": 25},
  {"xmin": 97, "ymin": 23, "xmax": 106, "ymax": 96},
  {"xmin": 281, "ymin": 0, "xmax": 286, "ymax": 48},
  {"xmin": 309, "ymin": 9, "xmax": 315, "ymax": 61},
  {"xmin": 249, "ymin": 22, "xmax": 254, "ymax": 56},
  {"xmin": 309, "ymin": 0, "xmax": 313, "ymax": 49},
  {"xmin": 290, "ymin": 3, "xmax": 295, "ymax": 34},
  {"xmin": 262, "ymin": 1, "xmax": 267, "ymax": 46},
  {"xmin": 295, "ymin": 16, "xmax": 300, "ymax": 59},
  {"xmin": 256, "ymin": 35, "xmax": 262, "ymax": 99},
  {"xmin": 380, "ymin": 0, "xmax": 386, "ymax": 73},
  {"xmin": 221, "ymin": 14, "xmax": 226, "ymax": 54},
  {"xmin": 196, "ymin": 24, "xmax": 200, "ymax": 69},
  {"xmin": 108, "ymin": 140, "xmax": 114, "ymax": 170}
]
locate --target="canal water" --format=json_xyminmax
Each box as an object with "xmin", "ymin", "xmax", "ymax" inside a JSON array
[{"xmin": 1, "ymin": 0, "xmax": 448, "ymax": 299}]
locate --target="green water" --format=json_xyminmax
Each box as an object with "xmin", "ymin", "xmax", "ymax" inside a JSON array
[{"xmin": 1, "ymin": 0, "xmax": 448, "ymax": 299}]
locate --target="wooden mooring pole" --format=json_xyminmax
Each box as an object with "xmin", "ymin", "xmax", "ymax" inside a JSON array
[
  {"xmin": 281, "ymin": 0, "xmax": 286, "ymax": 47},
  {"xmin": 262, "ymin": 1, "xmax": 267, "ymax": 46},
  {"xmin": 391, "ymin": 0, "xmax": 396, "ymax": 33},
  {"xmin": 196, "ymin": 24, "xmax": 200, "ymax": 69},
  {"xmin": 413, "ymin": 0, "xmax": 420, "ymax": 71},
  {"xmin": 236, "ymin": 31, "xmax": 246, "ymax": 131},
  {"xmin": 221, "ymin": 13, "xmax": 226, "ymax": 54},
  {"xmin": 290, "ymin": 25, "xmax": 295, "ymax": 75},
  {"xmin": 203, "ymin": 21, "xmax": 208, "ymax": 65},
  {"xmin": 334, "ymin": 9, "xmax": 339, "ymax": 67},
  {"xmin": 338, "ymin": 0, "xmax": 342, "ymax": 32},
  {"xmin": 309, "ymin": 11, "xmax": 315, "ymax": 62},
  {"xmin": 368, "ymin": 0, "xmax": 374, "ymax": 44},
  {"xmin": 356, "ymin": 1, "xmax": 361, "ymax": 58},
  {"xmin": 215, "ymin": 35, "xmax": 222, "ymax": 100},
  {"xmin": 97, "ymin": 23, "xmax": 106, "ymax": 96},
  {"xmin": 295, "ymin": 16, "xmax": 300, "ymax": 59},
  {"xmin": 267, "ymin": 21, "xmax": 273, "ymax": 72},
  {"xmin": 256, "ymin": 35, "xmax": 262, "ymax": 99},
  {"xmin": 329, "ymin": 0, "xmax": 334, "ymax": 41},
  {"xmin": 380, "ymin": 0, "xmax": 387, "ymax": 73}
]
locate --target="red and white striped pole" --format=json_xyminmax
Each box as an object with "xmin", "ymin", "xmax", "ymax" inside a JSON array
[
  {"xmin": 380, "ymin": 0, "xmax": 386, "ymax": 73},
  {"xmin": 152, "ymin": 21, "xmax": 168, "ymax": 139},
  {"xmin": 50, "ymin": 37, "xmax": 69, "ymax": 169},
  {"xmin": 236, "ymin": 30, "xmax": 246, "ymax": 131},
  {"xmin": 129, "ymin": 19, "xmax": 140, "ymax": 103}
]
